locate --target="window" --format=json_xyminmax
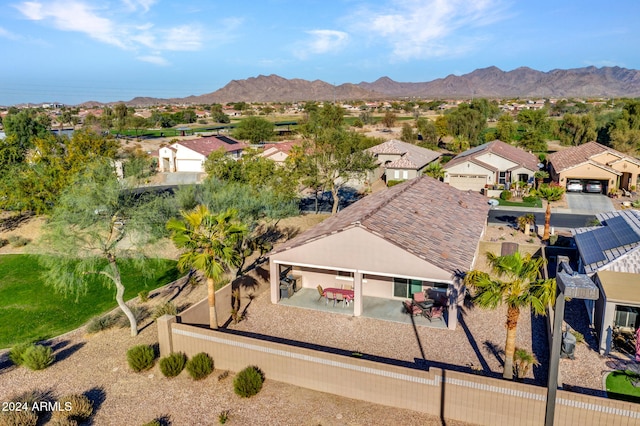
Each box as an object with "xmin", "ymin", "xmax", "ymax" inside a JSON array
[
  {"xmin": 402, "ymin": 170, "xmax": 408, "ymax": 179},
  {"xmin": 393, "ymin": 278, "xmax": 423, "ymax": 298},
  {"xmin": 498, "ymin": 171, "xmax": 507, "ymax": 184},
  {"xmin": 394, "ymin": 170, "xmax": 400, "ymax": 179},
  {"xmin": 336, "ymin": 271, "xmax": 354, "ymax": 281}
]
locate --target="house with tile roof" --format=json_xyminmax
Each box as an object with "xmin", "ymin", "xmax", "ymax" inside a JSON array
[
  {"xmin": 443, "ymin": 140, "xmax": 540, "ymax": 192},
  {"xmin": 366, "ymin": 139, "xmax": 441, "ymax": 182},
  {"xmin": 571, "ymin": 209, "xmax": 640, "ymax": 353},
  {"xmin": 260, "ymin": 140, "xmax": 300, "ymax": 165},
  {"xmin": 268, "ymin": 175, "xmax": 490, "ymax": 330},
  {"xmin": 158, "ymin": 135, "xmax": 247, "ymax": 173},
  {"xmin": 547, "ymin": 141, "xmax": 640, "ymax": 194}
]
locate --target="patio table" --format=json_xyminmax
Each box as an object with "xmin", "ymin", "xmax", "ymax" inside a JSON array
[{"xmin": 323, "ymin": 288, "xmax": 354, "ymax": 303}]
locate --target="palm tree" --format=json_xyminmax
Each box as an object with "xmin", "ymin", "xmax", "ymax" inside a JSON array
[
  {"xmin": 516, "ymin": 213, "xmax": 536, "ymax": 237},
  {"xmin": 537, "ymin": 183, "xmax": 565, "ymax": 241},
  {"xmin": 534, "ymin": 170, "xmax": 548, "ymax": 189},
  {"xmin": 167, "ymin": 205, "xmax": 248, "ymax": 329},
  {"xmin": 423, "ymin": 161, "xmax": 445, "ymax": 180},
  {"xmin": 464, "ymin": 251, "xmax": 555, "ymax": 379}
]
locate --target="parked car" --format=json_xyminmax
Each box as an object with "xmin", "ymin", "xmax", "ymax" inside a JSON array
[
  {"xmin": 566, "ymin": 179, "xmax": 583, "ymax": 192},
  {"xmin": 585, "ymin": 180, "xmax": 603, "ymax": 193}
]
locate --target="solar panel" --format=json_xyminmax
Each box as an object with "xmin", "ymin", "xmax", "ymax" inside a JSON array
[
  {"xmin": 591, "ymin": 227, "xmax": 621, "ymax": 252},
  {"xmin": 606, "ymin": 215, "xmax": 640, "ymax": 246},
  {"xmin": 575, "ymin": 232, "xmax": 606, "ymax": 265},
  {"xmin": 216, "ymin": 135, "xmax": 238, "ymax": 145}
]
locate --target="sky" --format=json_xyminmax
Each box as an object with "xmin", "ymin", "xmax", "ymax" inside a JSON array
[{"xmin": 1, "ymin": 0, "xmax": 639, "ymax": 106}]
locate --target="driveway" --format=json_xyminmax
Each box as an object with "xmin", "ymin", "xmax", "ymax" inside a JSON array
[{"xmin": 565, "ymin": 193, "xmax": 615, "ymax": 213}]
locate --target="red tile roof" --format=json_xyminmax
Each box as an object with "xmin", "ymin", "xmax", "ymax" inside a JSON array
[
  {"xmin": 176, "ymin": 135, "xmax": 248, "ymax": 156},
  {"xmin": 272, "ymin": 175, "xmax": 489, "ymax": 273},
  {"xmin": 262, "ymin": 140, "xmax": 300, "ymax": 154},
  {"xmin": 367, "ymin": 139, "xmax": 441, "ymax": 170}
]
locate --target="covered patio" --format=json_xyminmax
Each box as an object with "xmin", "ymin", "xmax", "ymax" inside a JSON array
[{"xmin": 277, "ymin": 287, "xmax": 448, "ymax": 329}]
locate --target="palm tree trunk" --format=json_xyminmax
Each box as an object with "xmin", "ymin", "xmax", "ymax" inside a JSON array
[
  {"xmin": 207, "ymin": 277, "xmax": 218, "ymax": 329},
  {"xmin": 108, "ymin": 256, "xmax": 138, "ymax": 336},
  {"xmin": 331, "ymin": 184, "xmax": 340, "ymax": 215},
  {"xmin": 503, "ymin": 305, "xmax": 520, "ymax": 379},
  {"xmin": 543, "ymin": 201, "xmax": 551, "ymax": 240}
]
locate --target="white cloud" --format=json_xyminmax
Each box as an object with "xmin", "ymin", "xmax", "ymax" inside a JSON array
[
  {"xmin": 351, "ymin": 0, "xmax": 509, "ymax": 60},
  {"xmin": 0, "ymin": 26, "xmax": 20, "ymax": 41},
  {"xmin": 15, "ymin": 1, "xmax": 127, "ymax": 48},
  {"xmin": 122, "ymin": 0, "xmax": 157, "ymax": 13},
  {"xmin": 137, "ymin": 54, "xmax": 169, "ymax": 66},
  {"xmin": 295, "ymin": 29, "xmax": 349, "ymax": 59},
  {"xmin": 13, "ymin": 0, "xmax": 208, "ymax": 65}
]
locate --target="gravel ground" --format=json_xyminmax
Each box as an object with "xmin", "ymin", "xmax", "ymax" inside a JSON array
[{"xmin": 0, "ymin": 215, "xmax": 627, "ymax": 425}]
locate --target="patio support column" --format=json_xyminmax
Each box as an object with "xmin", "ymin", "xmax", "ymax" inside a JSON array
[
  {"xmin": 353, "ymin": 271, "xmax": 363, "ymax": 316},
  {"xmin": 269, "ymin": 260, "xmax": 279, "ymax": 304}
]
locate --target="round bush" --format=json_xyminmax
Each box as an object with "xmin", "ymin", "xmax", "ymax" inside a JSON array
[
  {"xmin": 152, "ymin": 301, "xmax": 178, "ymax": 320},
  {"xmin": 86, "ymin": 314, "xmax": 118, "ymax": 334},
  {"xmin": 9, "ymin": 342, "xmax": 32, "ymax": 366},
  {"xmin": 0, "ymin": 409, "xmax": 38, "ymax": 426},
  {"xmin": 233, "ymin": 366, "xmax": 265, "ymax": 398},
  {"xmin": 21, "ymin": 344, "xmax": 54, "ymax": 371},
  {"xmin": 159, "ymin": 352, "xmax": 187, "ymax": 378},
  {"xmin": 52, "ymin": 394, "xmax": 93, "ymax": 422},
  {"xmin": 500, "ymin": 190, "xmax": 512, "ymax": 201},
  {"xmin": 185, "ymin": 352, "xmax": 214, "ymax": 380},
  {"xmin": 126, "ymin": 344, "xmax": 156, "ymax": 372}
]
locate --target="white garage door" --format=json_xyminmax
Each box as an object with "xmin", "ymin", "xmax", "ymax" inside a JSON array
[
  {"xmin": 448, "ymin": 174, "xmax": 487, "ymax": 192},
  {"xmin": 176, "ymin": 159, "xmax": 203, "ymax": 172}
]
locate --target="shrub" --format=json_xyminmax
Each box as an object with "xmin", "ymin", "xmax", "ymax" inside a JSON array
[
  {"xmin": 21, "ymin": 344, "xmax": 54, "ymax": 371},
  {"xmin": 140, "ymin": 421, "xmax": 162, "ymax": 426},
  {"xmin": 0, "ymin": 238, "xmax": 8, "ymax": 248},
  {"xmin": 185, "ymin": 352, "xmax": 214, "ymax": 380},
  {"xmin": 500, "ymin": 190, "xmax": 512, "ymax": 201},
  {"xmin": 138, "ymin": 289, "xmax": 150, "ymax": 302},
  {"xmin": 86, "ymin": 314, "xmax": 118, "ymax": 334},
  {"xmin": 159, "ymin": 352, "xmax": 187, "ymax": 378},
  {"xmin": 0, "ymin": 409, "xmax": 38, "ymax": 426},
  {"xmin": 52, "ymin": 394, "xmax": 93, "ymax": 422},
  {"xmin": 9, "ymin": 342, "xmax": 32, "ymax": 365},
  {"xmin": 7, "ymin": 235, "xmax": 30, "ymax": 248},
  {"xmin": 233, "ymin": 366, "xmax": 265, "ymax": 398},
  {"xmin": 218, "ymin": 410, "xmax": 230, "ymax": 424},
  {"xmin": 386, "ymin": 180, "xmax": 404, "ymax": 187},
  {"xmin": 126, "ymin": 345, "xmax": 156, "ymax": 372},
  {"xmin": 152, "ymin": 301, "xmax": 178, "ymax": 320},
  {"xmin": 115, "ymin": 305, "xmax": 149, "ymax": 327},
  {"xmin": 522, "ymin": 195, "xmax": 539, "ymax": 204}
]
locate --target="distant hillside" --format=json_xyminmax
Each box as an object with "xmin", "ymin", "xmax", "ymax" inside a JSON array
[{"xmin": 85, "ymin": 66, "xmax": 640, "ymax": 107}]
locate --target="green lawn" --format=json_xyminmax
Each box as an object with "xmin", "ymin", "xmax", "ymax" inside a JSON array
[
  {"xmin": 496, "ymin": 197, "xmax": 543, "ymax": 208},
  {"xmin": 606, "ymin": 370, "xmax": 640, "ymax": 403},
  {"xmin": 0, "ymin": 255, "xmax": 178, "ymax": 349}
]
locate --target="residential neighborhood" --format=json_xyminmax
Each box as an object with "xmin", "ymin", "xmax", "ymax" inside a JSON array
[{"xmin": 2, "ymin": 96, "xmax": 640, "ymax": 425}]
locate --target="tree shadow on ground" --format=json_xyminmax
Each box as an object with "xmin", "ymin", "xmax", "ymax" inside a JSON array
[
  {"xmin": 530, "ymin": 309, "xmax": 550, "ymax": 386},
  {"xmin": 53, "ymin": 342, "xmax": 86, "ymax": 363},
  {"xmin": 0, "ymin": 211, "xmax": 34, "ymax": 231},
  {"xmin": 83, "ymin": 386, "xmax": 107, "ymax": 425},
  {"xmin": 0, "ymin": 351, "xmax": 16, "ymax": 375},
  {"xmin": 483, "ymin": 341, "xmax": 505, "ymax": 367}
]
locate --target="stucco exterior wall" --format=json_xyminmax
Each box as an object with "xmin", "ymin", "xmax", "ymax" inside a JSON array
[
  {"xmin": 443, "ymin": 161, "xmax": 493, "ymax": 184},
  {"xmin": 476, "ymin": 152, "xmax": 517, "ymax": 170}
]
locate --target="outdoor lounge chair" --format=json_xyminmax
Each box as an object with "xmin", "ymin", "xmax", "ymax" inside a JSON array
[
  {"xmin": 403, "ymin": 300, "xmax": 422, "ymax": 316},
  {"xmin": 425, "ymin": 305, "xmax": 444, "ymax": 322},
  {"xmin": 317, "ymin": 285, "xmax": 325, "ymax": 302}
]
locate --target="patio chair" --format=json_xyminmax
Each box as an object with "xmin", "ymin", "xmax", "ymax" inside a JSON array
[
  {"xmin": 335, "ymin": 292, "xmax": 345, "ymax": 307},
  {"xmin": 317, "ymin": 285, "xmax": 325, "ymax": 302},
  {"xmin": 413, "ymin": 291, "xmax": 433, "ymax": 310},
  {"xmin": 325, "ymin": 291, "xmax": 335, "ymax": 306},
  {"xmin": 342, "ymin": 283, "xmax": 353, "ymax": 290},
  {"xmin": 403, "ymin": 300, "xmax": 422, "ymax": 316},
  {"xmin": 425, "ymin": 305, "xmax": 444, "ymax": 322}
]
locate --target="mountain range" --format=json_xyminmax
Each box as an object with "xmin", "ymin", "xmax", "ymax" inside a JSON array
[{"xmin": 94, "ymin": 66, "xmax": 640, "ymax": 106}]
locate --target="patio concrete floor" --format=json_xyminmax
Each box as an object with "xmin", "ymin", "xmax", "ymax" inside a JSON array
[{"xmin": 277, "ymin": 287, "xmax": 448, "ymax": 329}]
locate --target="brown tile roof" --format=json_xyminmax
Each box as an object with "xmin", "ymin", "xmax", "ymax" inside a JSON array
[
  {"xmin": 367, "ymin": 139, "xmax": 441, "ymax": 170},
  {"xmin": 548, "ymin": 141, "xmax": 640, "ymax": 172},
  {"xmin": 445, "ymin": 140, "xmax": 539, "ymax": 171},
  {"xmin": 272, "ymin": 175, "xmax": 490, "ymax": 273},
  {"xmin": 262, "ymin": 140, "xmax": 300, "ymax": 154},
  {"xmin": 176, "ymin": 135, "xmax": 248, "ymax": 156}
]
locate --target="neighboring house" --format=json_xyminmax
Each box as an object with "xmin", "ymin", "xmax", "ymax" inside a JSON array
[
  {"xmin": 158, "ymin": 135, "xmax": 247, "ymax": 173},
  {"xmin": 268, "ymin": 175, "xmax": 490, "ymax": 330},
  {"xmin": 366, "ymin": 139, "xmax": 441, "ymax": 182},
  {"xmin": 571, "ymin": 210, "xmax": 640, "ymax": 354},
  {"xmin": 547, "ymin": 141, "xmax": 640, "ymax": 194},
  {"xmin": 443, "ymin": 140, "xmax": 540, "ymax": 192},
  {"xmin": 260, "ymin": 140, "xmax": 300, "ymax": 165}
]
